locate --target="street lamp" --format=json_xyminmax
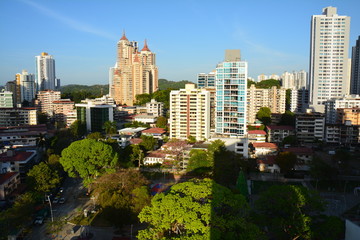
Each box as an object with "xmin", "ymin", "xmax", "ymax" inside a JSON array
[{"xmin": 47, "ymin": 195, "xmax": 54, "ymax": 222}]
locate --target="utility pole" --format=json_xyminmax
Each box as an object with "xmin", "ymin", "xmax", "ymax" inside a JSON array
[{"xmin": 47, "ymin": 195, "xmax": 54, "ymax": 222}]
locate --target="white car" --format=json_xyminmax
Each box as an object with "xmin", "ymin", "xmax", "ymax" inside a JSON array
[
  {"xmin": 52, "ymin": 197, "xmax": 59, "ymax": 204},
  {"xmin": 34, "ymin": 216, "xmax": 44, "ymax": 225}
]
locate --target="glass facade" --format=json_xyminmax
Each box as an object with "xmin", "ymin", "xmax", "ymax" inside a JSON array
[{"xmin": 215, "ymin": 61, "xmax": 247, "ymax": 137}]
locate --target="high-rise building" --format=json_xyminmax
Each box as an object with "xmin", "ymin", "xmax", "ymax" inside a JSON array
[
  {"xmin": 169, "ymin": 84, "xmax": 210, "ymax": 140},
  {"xmin": 281, "ymin": 71, "xmax": 295, "ymax": 89},
  {"xmin": 324, "ymin": 94, "xmax": 360, "ymax": 124},
  {"xmin": 309, "ymin": 6, "xmax": 351, "ymax": 112},
  {"xmin": 0, "ymin": 90, "xmax": 13, "ymax": 108},
  {"xmin": 290, "ymin": 87, "xmax": 309, "ymax": 113},
  {"xmin": 294, "ymin": 70, "xmax": 308, "ymax": 89},
  {"xmin": 351, "ymin": 36, "xmax": 360, "ymax": 94},
  {"xmin": 0, "ymin": 108, "xmax": 37, "ymax": 127},
  {"xmin": 215, "ymin": 50, "xmax": 247, "ymax": 137},
  {"xmin": 16, "ymin": 70, "xmax": 36, "ymax": 104},
  {"xmin": 5, "ymin": 81, "xmax": 17, "ymax": 106},
  {"xmin": 247, "ymin": 84, "xmax": 286, "ymax": 124},
  {"xmin": 109, "ymin": 33, "xmax": 158, "ymax": 106},
  {"xmin": 198, "ymin": 71, "xmax": 216, "ymax": 88},
  {"xmin": 35, "ymin": 52, "xmax": 59, "ymax": 91},
  {"xmin": 35, "ymin": 90, "xmax": 61, "ymax": 115}
]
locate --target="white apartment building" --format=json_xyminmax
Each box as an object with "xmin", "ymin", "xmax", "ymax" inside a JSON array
[
  {"xmin": 281, "ymin": 71, "xmax": 308, "ymax": 90},
  {"xmin": 169, "ymin": 84, "xmax": 210, "ymax": 141},
  {"xmin": 309, "ymin": 6, "xmax": 351, "ymax": 113},
  {"xmin": 290, "ymin": 87, "xmax": 309, "ymax": 113},
  {"xmin": 16, "ymin": 70, "xmax": 36, "ymax": 103},
  {"xmin": 247, "ymin": 85, "xmax": 286, "ymax": 124},
  {"xmin": 198, "ymin": 71, "xmax": 216, "ymax": 88},
  {"xmin": 324, "ymin": 95, "xmax": 360, "ymax": 124},
  {"xmin": 35, "ymin": 52, "xmax": 59, "ymax": 91},
  {"xmin": 296, "ymin": 111, "xmax": 325, "ymax": 143},
  {"xmin": 0, "ymin": 90, "xmax": 13, "ymax": 108},
  {"xmin": 281, "ymin": 71, "xmax": 295, "ymax": 89},
  {"xmin": 146, "ymin": 99, "xmax": 164, "ymax": 117}
]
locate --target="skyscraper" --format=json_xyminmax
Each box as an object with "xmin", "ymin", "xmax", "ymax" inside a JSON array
[
  {"xmin": 35, "ymin": 52, "xmax": 59, "ymax": 91},
  {"xmin": 109, "ymin": 32, "xmax": 158, "ymax": 106},
  {"xmin": 16, "ymin": 70, "xmax": 36, "ymax": 104},
  {"xmin": 351, "ymin": 36, "xmax": 360, "ymax": 94},
  {"xmin": 309, "ymin": 6, "xmax": 351, "ymax": 113},
  {"xmin": 198, "ymin": 71, "xmax": 215, "ymax": 88},
  {"xmin": 215, "ymin": 50, "xmax": 247, "ymax": 137}
]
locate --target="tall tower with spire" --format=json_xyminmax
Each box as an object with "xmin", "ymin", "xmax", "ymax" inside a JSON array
[{"xmin": 109, "ymin": 32, "xmax": 158, "ymax": 106}]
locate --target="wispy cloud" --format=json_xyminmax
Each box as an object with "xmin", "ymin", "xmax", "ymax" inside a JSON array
[{"xmin": 20, "ymin": 0, "xmax": 116, "ymax": 40}]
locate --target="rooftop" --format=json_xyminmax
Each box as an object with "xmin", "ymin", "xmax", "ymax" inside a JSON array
[
  {"xmin": 252, "ymin": 142, "xmax": 278, "ymax": 149},
  {"xmin": 267, "ymin": 125, "xmax": 295, "ymax": 131},
  {"xmin": 0, "ymin": 151, "xmax": 35, "ymax": 163},
  {"xmin": 248, "ymin": 130, "xmax": 266, "ymax": 135},
  {"xmin": 142, "ymin": 128, "xmax": 166, "ymax": 134},
  {"xmin": 0, "ymin": 172, "xmax": 18, "ymax": 185}
]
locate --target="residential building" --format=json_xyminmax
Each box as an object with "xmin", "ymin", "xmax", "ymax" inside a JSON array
[
  {"xmin": 209, "ymin": 137, "xmax": 248, "ymax": 158},
  {"xmin": 337, "ymin": 108, "xmax": 360, "ymax": 125},
  {"xmin": 141, "ymin": 128, "xmax": 166, "ymax": 139},
  {"xmin": 75, "ymin": 101, "xmax": 115, "ymax": 132},
  {"xmin": 0, "ymin": 124, "xmax": 49, "ymax": 147},
  {"xmin": 294, "ymin": 70, "xmax": 308, "ymax": 89},
  {"xmin": 215, "ymin": 50, "xmax": 247, "ymax": 137},
  {"xmin": 0, "ymin": 90, "xmax": 13, "ymax": 108},
  {"xmin": 35, "ymin": 52, "xmax": 59, "ymax": 91},
  {"xmin": 269, "ymin": 74, "xmax": 280, "ymax": 80},
  {"xmin": 250, "ymin": 142, "xmax": 278, "ymax": 158},
  {"xmin": 16, "ymin": 70, "xmax": 36, "ymax": 103},
  {"xmin": 281, "ymin": 71, "xmax": 308, "ymax": 90},
  {"xmin": 146, "ymin": 99, "xmax": 164, "ymax": 117},
  {"xmin": 0, "ymin": 108, "xmax": 37, "ymax": 127},
  {"xmin": 134, "ymin": 114, "xmax": 157, "ymax": 125},
  {"xmin": 0, "ymin": 150, "xmax": 37, "ymax": 181},
  {"xmin": 296, "ymin": 111, "xmax": 325, "ymax": 143},
  {"xmin": 170, "ymin": 84, "xmax": 210, "ymax": 141},
  {"xmin": 309, "ymin": 7, "xmax": 351, "ymax": 113},
  {"xmin": 351, "ymin": 36, "xmax": 360, "ymax": 94},
  {"xmin": 198, "ymin": 71, "xmax": 216, "ymax": 88},
  {"xmin": 204, "ymin": 87, "xmax": 216, "ymax": 134},
  {"xmin": 5, "ymin": 80, "xmax": 17, "ymax": 107},
  {"xmin": 247, "ymin": 130, "xmax": 266, "ymax": 143},
  {"xmin": 257, "ymin": 156, "xmax": 280, "ymax": 173},
  {"xmin": 0, "ymin": 172, "xmax": 20, "ymax": 200},
  {"xmin": 325, "ymin": 123, "xmax": 360, "ymax": 146},
  {"xmin": 247, "ymin": 84, "xmax": 286, "ymax": 124},
  {"xmin": 324, "ymin": 95, "xmax": 360, "ymax": 124},
  {"xmin": 290, "ymin": 87, "xmax": 309, "ymax": 113},
  {"xmin": 109, "ymin": 33, "xmax": 158, "ymax": 106},
  {"xmin": 52, "ymin": 99, "xmax": 76, "ymax": 126},
  {"xmin": 283, "ymin": 147, "xmax": 314, "ymax": 171},
  {"xmin": 266, "ymin": 125, "xmax": 295, "ymax": 143},
  {"xmin": 82, "ymin": 95, "xmax": 115, "ymax": 105},
  {"xmin": 35, "ymin": 90, "xmax": 61, "ymax": 115},
  {"xmin": 281, "ymin": 71, "xmax": 295, "ymax": 89},
  {"xmin": 257, "ymin": 74, "xmax": 268, "ymax": 81}
]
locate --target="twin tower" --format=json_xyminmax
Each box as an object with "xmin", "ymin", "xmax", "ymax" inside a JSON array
[{"xmin": 109, "ymin": 32, "xmax": 158, "ymax": 106}]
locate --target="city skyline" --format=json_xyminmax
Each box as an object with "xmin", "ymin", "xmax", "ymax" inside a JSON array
[{"xmin": 1, "ymin": 0, "xmax": 360, "ymax": 86}]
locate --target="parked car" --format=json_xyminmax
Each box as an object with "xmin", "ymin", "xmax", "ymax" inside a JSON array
[
  {"xmin": 59, "ymin": 197, "xmax": 65, "ymax": 204},
  {"xmin": 52, "ymin": 197, "xmax": 59, "ymax": 204},
  {"xmin": 34, "ymin": 216, "xmax": 44, "ymax": 225}
]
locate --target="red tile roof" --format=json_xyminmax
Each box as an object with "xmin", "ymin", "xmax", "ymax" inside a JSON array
[
  {"xmin": 0, "ymin": 172, "xmax": 18, "ymax": 185},
  {"xmin": 252, "ymin": 142, "xmax": 278, "ymax": 149},
  {"xmin": 283, "ymin": 147, "xmax": 313, "ymax": 155},
  {"xmin": 146, "ymin": 151, "xmax": 166, "ymax": 158},
  {"xmin": 267, "ymin": 125, "xmax": 295, "ymax": 131},
  {"xmin": 130, "ymin": 138, "xmax": 143, "ymax": 145},
  {"xmin": 0, "ymin": 151, "xmax": 34, "ymax": 162},
  {"xmin": 257, "ymin": 155, "xmax": 277, "ymax": 165},
  {"xmin": 142, "ymin": 128, "xmax": 166, "ymax": 134},
  {"xmin": 248, "ymin": 130, "xmax": 266, "ymax": 135}
]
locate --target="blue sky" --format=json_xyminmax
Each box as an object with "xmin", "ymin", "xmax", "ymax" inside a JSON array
[{"xmin": 0, "ymin": 0, "xmax": 359, "ymax": 86}]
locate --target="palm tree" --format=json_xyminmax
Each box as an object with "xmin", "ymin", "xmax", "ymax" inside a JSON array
[{"xmin": 103, "ymin": 121, "xmax": 117, "ymax": 136}]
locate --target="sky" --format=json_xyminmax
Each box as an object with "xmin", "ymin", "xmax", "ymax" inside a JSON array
[{"xmin": 0, "ymin": 0, "xmax": 359, "ymax": 86}]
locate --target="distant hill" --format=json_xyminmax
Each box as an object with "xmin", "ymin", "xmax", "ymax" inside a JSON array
[
  {"xmin": 61, "ymin": 84, "xmax": 109, "ymax": 96},
  {"xmin": 158, "ymin": 79, "xmax": 194, "ymax": 90}
]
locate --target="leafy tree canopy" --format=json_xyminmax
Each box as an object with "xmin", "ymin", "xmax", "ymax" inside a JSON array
[
  {"xmin": 275, "ymin": 151, "xmax": 297, "ymax": 174},
  {"xmin": 140, "ymin": 135, "xmax": 157, "ymax": 152},
  {"xmin": 103, "ymin": 121, "xmax": 117, "ymax": 135},
  {"xmin": 70, "ymin": 120, "xmax": 87, "ymax": 139},
  {"xmin": 279, "ymin": 110, "xmax": 295, "ymax": 126},
  {"xmin": 134, "ymin": 93, "xmax": 152, "ymax": 106},
  {"xmin": 60, "ymin": 139, "xmax": 119, "ymax": 186},
  {"xmin": 256, "ymin": 107, "xmax": 271, "ymax": 125},
  {"xmin": 255, "ymin": 79, "xmax": 281, "ymax": 89},
  {"xmin": 255, "ymin": 185, "xmax": 324, "ymax": 240},
  {"xmin": 187, "ymin": 149, "xmax": 212, "ymax": 175},
  {"xmin": 87, "ymin": 132, "xmax": 104, "ymax": 140},
  {"xmin": 158, "ymin": 79, "xmax": 193, "ymax": 90},
  {"xmin": 27, "ymin": 162, "xmax": 61, "ymax": 193},
  {"xmin": 60, "ymin": 84, "xmax": 108, "ymax": 103},
  {"xmin": 156, "ymin": 116, "xmax": 167, "ymax": 129},
  {"xmin": 138, "ymin": 178, "xmax": 263, "ymax": 240}
]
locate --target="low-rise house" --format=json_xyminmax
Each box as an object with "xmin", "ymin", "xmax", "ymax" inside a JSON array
[
  {"xmin": 209, "ymin": 137, "xmax": 249, "ymax": 158},
  {"xmin": 143, "ymin": 151, "xmax": 167, "ymax": 165},
  {"xmin": 134, "ymin": 114, "xmax": 157, "ymax": 125},
  {"xmin": 0, "ymin": 172, "xmax": 20, "ymax": 200},
  {"xmin": 141, "ymin": 128, "xmax": 167, "ymax": 139},
  {"xmin": 0, "ymin": 150, "xmax": 37, "ymax": 181},
  {"xmin": 248, "ymin": 130, "xmax": 266, "ymax": 143},
  {"xmin": 251, "ymin": 142, "xmax": 278, "ymax": 158},
  {"xmin": 257, "ymin": 155, "xmax": 280, "ymax": 173},
  {"xmin": 283, "ymin": 147, "xmax": 314, "ymax": 171},
  {"xmin": 266, "ymin": 125, "xmax": 295, "ymax": 143}
]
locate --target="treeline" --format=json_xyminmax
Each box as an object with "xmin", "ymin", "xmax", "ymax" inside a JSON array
[
  {"xmin": 60, "ymin": 84, "xmax": 109, "ymax": 103},
  {"xmin": 247, "ymin": 79, "xmax": 281, "ymax": 89},
  {"xmin": 158, "ymin": 78, "xmax": 194, "ymax": 90}
]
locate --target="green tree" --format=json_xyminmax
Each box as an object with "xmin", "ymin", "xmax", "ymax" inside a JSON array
[
  {"xmin": 27, "ymin": 162, "xmax": 61, "ymax": 193},
  {"xmin": 134, "ymin": 93, "xmax": 152, "ymax": 105},
  {"xmin": 311, "ymin": 215, "xmax": 344, "ymax": 240},
  {"xmin": 256, "ymin": 107, "xmax": 271, "ymax": 125},
  {"xmin": 60, "ymin": 139, "xmax": 119, "ymax": 186},
  {"xmin": 70, "ymin": 120, "xmax": 87, "ymax": 138},
  {"xmin": 255, "ymin": 185, "xmax": 324, "ymax": 240},
  {"xmin": 47, "ymin": 154, "xmax": 63, "ymax": 173},
  {"xmin": 310, "ymin": 156, "xmax": 338, "ymax": 189},
  {"xmin": 93, "ymin": 169, "xmax": 150, "ymax": 226},
  {"xmin": 140, "ymin": 135, "xmax": 157, "ymax": 151},
  {"xmin": 103, "ymin": 121, "xmax": 117, "ymax": 135},
  {"xmin": 138, "ymin": 178, "xmax": 263, "ymax": 240},
  {"xmin": 275, "ymin": 151, "xmax": 297, "ymax": 174},
  {"xmin": 156, "ymin": 116, "xmax": 167, "ymax": 128},
  {"xmin": 87, "ymin": 132, "xmax": 104, "ymax": 140},
  {"xmin": 37, "ymin": 112, "xmax": 48, "ymax": 124},
  {"xmin": 256, "ymin": 79, "xmax": 281, "ymax": 89},
  {"xmin": 282, "ymin": 135, "xmax": 298, "ymax": 146},
  {"xmin": 130, "ymin": 144, "xmax": 145, "ymax": 167},
  {"xmin": 187, "ymin": 149, "xmax": 212, "ymax": 175},
  {"xmin": 186, "ymin": 135, "xmax": 196, "ymax": 144},
  {"xmin": 279, "ymin": 110, "xmax": 295, "ymax": 126}
]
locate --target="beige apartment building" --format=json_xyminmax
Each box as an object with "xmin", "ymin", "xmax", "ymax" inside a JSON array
[
  {"xmin": 109, "ymin": 33, "xmax": 158, "ymax": 106},
  {"xmin": 247, "ymin": 84, "xmax": 286, "ymax": 124},
  {"xmin": 169, "ymin": 84, "xmax": 210, "ymax": 141},
  {"xmin": 53, "ymin": 99, "xmax": 76, "ymax": 126},
  {"xmin": 36, "ymin": 90, "xmax": 61, "ymax": 115},
  {"xmin": 337, "ymin": 108, "xmax": 360, "ymax": 125}
]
